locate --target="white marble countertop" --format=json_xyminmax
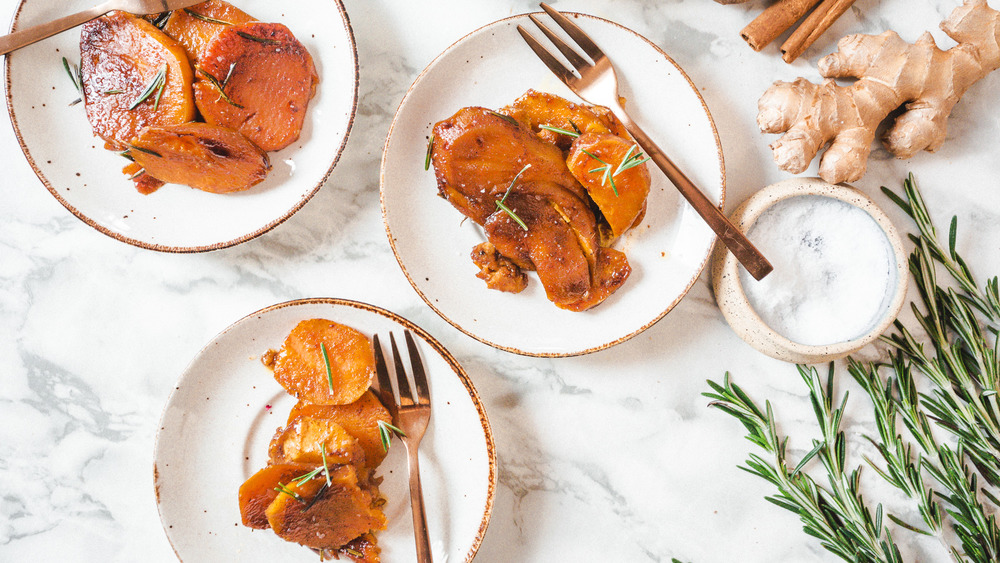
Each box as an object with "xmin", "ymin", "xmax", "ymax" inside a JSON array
[{"xmin": 2, "ymin": 0, "xmax": 999, "ymax": 561}]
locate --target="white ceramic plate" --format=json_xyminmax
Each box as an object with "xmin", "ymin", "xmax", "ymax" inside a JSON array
[
  {"xmin": 154, "ymin": 298, "xmax": 496, "ymax": 562},
  {"xmin": 4, "ymin": 0, "xmax": 358, "ymax": 251},
  {"xmin": 380, "ymin": 12, "xmax": 725, "ymax": 357}
]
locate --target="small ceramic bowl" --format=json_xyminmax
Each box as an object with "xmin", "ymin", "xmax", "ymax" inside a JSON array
[{"xmin": 711, "ymin": 177, "xmax": 909, "ymax": 364}]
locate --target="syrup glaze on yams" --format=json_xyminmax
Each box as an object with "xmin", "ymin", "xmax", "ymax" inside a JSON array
[
  {"xmin": 241, "ymin": 319, "xmax": 392, "ymax": 562},
  {"xmin": 429, "ymin": 90, "xmax": 651, "ymax": 312},
  {"xmin": 78, "ymin": 1, "xmax": 318, "ymax": 195}
]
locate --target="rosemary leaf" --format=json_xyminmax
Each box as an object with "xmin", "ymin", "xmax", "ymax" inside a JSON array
[
  {"xmin": 539, "ymin": 124, "xmax": 580, "ymax": 138},
  {"xmin": 424, "ymin": 134, "xmax": 435, "ymax": 171},
  {"xmin": 236, "ymin": 30, "xmax": 279, "ymax": 45},
  {"xmin": 489, "ymin": 111, "xmax": 519, "ymax": 127},
  {"xmin": 377, "ymin": 419, "xmax": 406, "ymax": 452},
  {"xmin": 183, "ymin": 8, "xmax": 233, "ymax": 25},
  {"xmin": 495, "ymin": 164, "xmax": 531, "ymax": 230},
  {"xmin": 321, "ymin": 342, "xmax": 334, "ymax": 394},
  {"xmin": 128, "ymin": 63, "xmax": 167, "ymax": 111},
  {"xmin": 62, "ymin": 57, "xmax": 81, "ymax": 93},
  {"xmin": 196, "ymin": 67, "xmax": 244, "ymax": 109}
]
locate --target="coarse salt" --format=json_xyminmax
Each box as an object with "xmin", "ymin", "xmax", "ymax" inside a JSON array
[{"xmin": 738, "ymin": 195, "xmax": 895, "ymax": 346}]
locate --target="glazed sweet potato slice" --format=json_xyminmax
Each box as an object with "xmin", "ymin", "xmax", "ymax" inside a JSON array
[
  {"xmin": 265, "ymin": 465, "xmax": 387, "ymax": 550},
  {"xmin": 566, "ymin": 133, "xmax": 651, "ymax": 240},
  {"xmin": 162, "ymin": 0, "xmax": 254, "ymax": 63},
  {"xmin": 194, "ymin": 22, "xmax": 318, "ymax": 151},
  {"xmin": 272, "ymin": 319, "xmax": 375, "ymax": 406},
  {"xmin": 80, "ymin": 11, "xmax": 194, "ymax": 151},
  {"xmin": 286, "ymin": 392, "xmax": 393, "ymax": 469},
  {"xmin": 268, "ymin": 416, "xmax": 367, "ymax": 468},
  {"xmin": 500, "ymin": 89, "xmax": 629, "ymax": 151},
  {"xmin": 128, "ymin": 122, "xmax": 270, "ymax": 193},
  {"xmin": 238, "ymin": 462, "xmax": 316, "ymax": 529}
]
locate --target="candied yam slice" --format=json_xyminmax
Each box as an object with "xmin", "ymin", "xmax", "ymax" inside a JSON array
[
  {"xmin": 80, "ymin": 11, "xmax": 194, "ymax": 151},
  {"xmin": 273, "ymin": 319, "xmax": 375, "ymax": 405},
  {"xmin": 162, "ymin": 0, "xmax": 254, "ymax": 63},
  {"xmin": 500, "ymin": 89, "xmax": 628, "ymax": 151},
  {"xmin": 566, "ymin": 133, "xmax": 650, "ymax": 240},
  {"xmin": 128, "ymin": 122, "xmax": 270, "ymax": 193},
  {"xmin": 286, "ymin": 392, "xmax": 393, "ymax": 469},
  {"xmin": 238, "ymin": 462, "xmax": 316, "ymax": 529},
  {"xmin": 266, "ymin": 465, "xmax": 387, "ymax": 550},
  {"xmin": 195, "ymin": 21, "xmax": 318, "ymax": 152},
  {"xmin": 269, "ymin": 416, "xmax": 366, "ymax": 467}
]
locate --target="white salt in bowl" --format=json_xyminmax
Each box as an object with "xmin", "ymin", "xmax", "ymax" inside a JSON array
[{"xmin": 711, "ymin": 177, "xmax": 909, "ymax": 364}]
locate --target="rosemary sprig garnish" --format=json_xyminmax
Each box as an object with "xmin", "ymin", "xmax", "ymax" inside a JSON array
[
  {"xmin": 273, "ymin": 482, "xmax": 303, "ymax": 502},
  {"xmin": 128, "ymin": 145, "xmax": 162, "ymax": 158},
  {"xmin": 183, "ymin": 8, "xmax": 233, "ymax": 25},
  {"xmin": 196, "ymin": 67, "xmax": 244, "ymax": 108},
  {"xmin": 221, "ymin": 62, "xmax": 236, "ymax": 88},
  {"xmin": 495, "ymin": 164, "xmax": 530, "ymax": 231},
  {"xmin": 539, "ymin": 124, "xmax": 580, "ymax": 138},
  {"xmin": 613, "ymin": 144, "xmax": 651, "ymax": 176},
  {"xmin": 103, "ymin": 89, "xmax": 123, "ymax": 95},
  {"xmin": 128, "ymin": 63, "xmax": 167, "ymax": 111},
  {"xmin": 236, "ymin": 30, "xmax": 279, "ymax": 45},
  {"xmin": 62, "ymin": 57, "xmax": 83, "ymax": 106},
  {"xmin": 377, "ymin": 419, "xmax": 406, "ymax": 452},
  {"xmin": 320, "ymin": 342, "xmax": 334, "ymax": 394},
  {"xmin": 582, "ymin": 149, "xmax": 617, "ymax": 197},
  {"xmin": 424, "ymin": 134, "xmax": 435, "ymax": 171},
  {"xmin": 489, "ymin": 111, "xmax": 520, "ymax": 127}
]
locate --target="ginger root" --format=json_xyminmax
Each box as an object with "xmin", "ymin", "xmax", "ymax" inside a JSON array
[{"xmin": 758, "ymin": 0, "xmax": 1000, "ymax": 184}]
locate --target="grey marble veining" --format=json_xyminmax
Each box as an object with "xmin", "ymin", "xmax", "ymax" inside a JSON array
[{"xmin": 3, "ymin": 0, "xmax": 1000, "ymax": 561}]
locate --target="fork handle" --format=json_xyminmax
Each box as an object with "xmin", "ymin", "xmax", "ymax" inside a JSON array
[
  {"xmin": 616, "ymin": 112, "xmax": 773, "ymax": 280},
  {"xmin": 406, "ymin": 444, "xmax": 434, "ymax": 563},
  {"xmin": 0, "ymin": 0, "xmax": 119, "ymax": 56}
]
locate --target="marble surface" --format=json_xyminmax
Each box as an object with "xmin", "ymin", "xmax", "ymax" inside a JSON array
[{"xmin": 2, "ymin": 0, "xmax": 999, "ymax": 561}]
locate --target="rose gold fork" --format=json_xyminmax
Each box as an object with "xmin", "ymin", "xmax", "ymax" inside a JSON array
[
  {"xmin": 373, "ymin": 331, "xmax": 433, "ymax": 563},
  {"xmin": 0, "ymin": 0, "xmax": 206, "ymax": 56},
  {"xmin": 519, "ymin": 3, "xmax": 773, "ymax": 281}
]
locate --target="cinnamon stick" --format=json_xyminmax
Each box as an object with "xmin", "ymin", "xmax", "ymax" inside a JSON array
[
  {"xmin": 780, "ymin": 0, "xmax": 858, "ymax": 63},
  {"xmin": 741, "ymin": 0, "xmax": 823, "ymax": 52}
]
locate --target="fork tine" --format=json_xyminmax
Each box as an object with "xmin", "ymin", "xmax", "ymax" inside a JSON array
[
  {"xmin": 539, "ymin": 3, "xmax": 605, "ymax": 63},
  {"xmin": 372, "ymin": 335, "xmax": 399, "ymax": 420},
  {"xmin": 390, "ymin": 333, "xmax": 416, "ymax": 408},
  {"xmin": 527, "ymin": 14, "xmax": 591, "ymax": 71},
  {"xmin": 403, "ymin": 331, "xmax": 431, "ymax": 407},
  {"xmin": 516, "ymin": 25, "xmax": 578, "ymax": 86}
]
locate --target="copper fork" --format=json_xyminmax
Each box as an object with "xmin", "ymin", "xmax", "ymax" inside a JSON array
[
  {"xmin": 518, "ymin": 3, "xmax": 773, "ymax": 281},
  {"xmin": 373, "ymin": 331, "xmax": 433, "ymax": 563},
  {"xmin": 0, "ymin": 0, "xmax": 206, "ymax": 56}
]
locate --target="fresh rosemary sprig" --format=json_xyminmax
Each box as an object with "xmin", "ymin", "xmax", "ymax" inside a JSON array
[
  {"xmin": 539, "ymin": 124, "xmax": 580, "ymax": 138},
  {"xmin": 183, "ymin": 8, "xmax": 233, "ymax": 25},
  {"xmin": 377, "ymin": 419, "xmax": 406, "ymax": 452},
  {"xmin": 705, "ymin": 366, "xmax": 904, "ymax": 563},
  {"xmin": 236, "ymin": 30, "xmax": 279, "ymax": 45},
  {"xmin": 582, "ymin": 149, "xmax": 618, "ymax": 197},
  {"xmin": 320, "ymin": 342, "xmax": 334, "ymax": 394},
  {"xmin": 613, "ymin": 144, "xmax": 651, "ymax": 176},
  {"xmin": 273, "ymin": 482, "xmax": 303, "ymax": 502},
  {"xmin": 196, "ymin": 67, "xmax": 244, "ymax": 108},
  {"xmin": 424, "ymin": 134, "xmax": 435, "ymax": 171},
  {"xmin": 489, "ymin": 111, "xmax": 519, "ymax": 127},
  {"xmin": 495, "ymin": 164, "xmax": 530, "ymax": 231},
  {"xmin": 62, "ymin": 57, "xmax": 82, "ymax": 106},
  {"xmin": 128, "ymin": 63, "xmax": 167, "ymax": 111}
]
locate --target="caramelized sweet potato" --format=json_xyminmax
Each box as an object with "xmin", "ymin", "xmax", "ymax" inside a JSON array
[
  {"xmin": 266, "ymin": 465, "xmax": 387, "ymax": 550},
  {"xmin": 500, "ymin": 89, "xmax": 629, "ymax": 151},
  {"xmin": 286, "ymin": 392, "xmax": 393, "ymax": 469},
  {"xmin": 272, "ymin": 319, "xmax": 375, "ymax": 406},
  {"xmin": 80, "ymin": 11, "xmax": 194, "ymax": 151},
  {"xmin": 238, "ymin": 462, "xmax": 316, "ymax": 529},
  {"xmin": 194, "ymin": 22, "xmax": 318, "ymax": 151},
  {"xmin": 471, "ymin": 242, "xmax": 528, "ymax": 294},
  {"xmin": 128, "ymin": 122, "xmax": 270, "ymax": 193},
  {"xmin": 432, "ymin": 107, "xmax": 586, "ymax": 225},
  {"xmin": 567, "ymin": 133, "xmax": 651, "ymax": 240},
  {"xmin": 269, "ymin": 417, "xmax": 366, "ymax": 467},
  {"xmin": 162, "ymin": 0, "xmax": 254, "ymax": 63}
]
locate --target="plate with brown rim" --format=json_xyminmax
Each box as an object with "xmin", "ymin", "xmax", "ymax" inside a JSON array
[
  {"xmin": 154, "ymin": 297, "xmax": 496, "ymax": 562},
  {"xmin": 4, "ymin": 0, "xmax": 358, "ymax": 251},
  {"xmin": 380, "ymin": 11, "xmax": 725, "ymax": 356}
]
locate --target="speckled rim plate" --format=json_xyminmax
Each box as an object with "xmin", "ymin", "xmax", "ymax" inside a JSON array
[
  {"xmin": 4, "ymin": 0, "xmax": 358, "ymax": 252},
  {"xmin": 381, "ymin": 12, "xmax": 725, "ymax": 357},
  {"xmin": 154, "ymin": 298, "xmax": 496, "ymax": 562}
]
